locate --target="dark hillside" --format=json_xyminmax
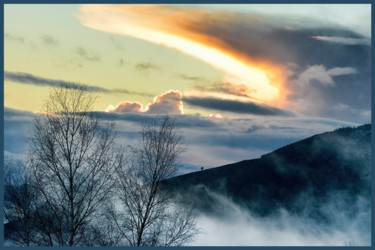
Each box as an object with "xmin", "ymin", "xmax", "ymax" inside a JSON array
[{"xmin": 163, "ymin": 124, "xmax": 371, "ymax": 223}]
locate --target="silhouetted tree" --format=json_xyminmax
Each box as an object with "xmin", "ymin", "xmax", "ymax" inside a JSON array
[
  {"xmin": 26, "ymin": 86, "xmax": 123, "ymax": 246},
  {"xmin": 109, "ymin": 116, "xmax": 198, "ymax": 246}
]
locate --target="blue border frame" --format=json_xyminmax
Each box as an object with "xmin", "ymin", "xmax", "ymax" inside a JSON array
[
  {"xmin": 371, "ymin": 2, "xmax": 374, "ymax": 249},
  {"xmin": 2, "ymin": 0, "xmax": 373, "ymax": 249},
  {"xmin": 1, "ymin": 1, "xmax": 4, "ymax": 249},
  {"xmin": 2, "ymin": 0, "xmax": 375, "ymax": 3}
]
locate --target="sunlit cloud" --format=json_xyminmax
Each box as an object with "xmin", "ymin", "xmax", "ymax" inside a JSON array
[
  {"xmin": 311, "ymin": 36, "xmax": 370, "ymax": 45},
  {"xmin": 77, "ymin": 4, "xmax": 287, "ymax": 103},
  {"xmin": 105, "ymin": 102, "xmax": 143, "ymax": 113},
  {"xmin": 207, "ymin": 113, "xmax": 222, "ymax": 119},
  {"xmin": 147, "ymin": 90, "xmax": 184, "ymax": 114},
  {"xmin": 106, "ymin": 90, "xmax": 184, "ymax": 114},
  {"xmin": 297, "ymin": 65, "xmax": 358, "ymax": 87}
]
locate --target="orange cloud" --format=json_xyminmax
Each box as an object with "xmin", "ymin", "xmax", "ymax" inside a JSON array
[
  {"xmin": 106, "ymin": 90, "xmax": 183, "ymax": 114},
  {"xmin": 78, "ymin": 5, "xmax": 288, "ymax": 105},
  {"xmin": 207, "ymin": 113, "xmax": 222, "ymax": 119},
  {"xmin": 105, "ymin": 102, "xmax": 143, "ymax": 113},
  {"xmin": 145, "ymin": 90, "xmax": 183, "ymax": 114}
]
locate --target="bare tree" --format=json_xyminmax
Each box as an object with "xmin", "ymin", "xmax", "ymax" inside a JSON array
[
  {"xmin": 110, "ymin": 116, "xmax": 199, "ymax": 246},
  {"xmin": 27, "ymin": 86, "xmax": 123, "ymax": 246}
]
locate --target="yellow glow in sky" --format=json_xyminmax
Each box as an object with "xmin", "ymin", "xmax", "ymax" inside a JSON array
[{"xmin": 78, "ymin": 5, "xmax": 281, "ymax": 102}]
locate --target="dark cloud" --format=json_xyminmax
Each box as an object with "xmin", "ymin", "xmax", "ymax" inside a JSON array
[
  {"xmin": 4, "ymin": 33, "xmax": 25, "ymax": 43},
  {"xmin": 5, "ymin": 71, "xmax": 107, "ymax": 92},
  {"xmin": 194, "ymin": 82, "xmax": 256, "ymax": 98},
  {"xmin": 178, "ymin": 74, "xmax": 205, "ymax": 82},
  {"xmin": 4, "ymin": 71, "xmax": 153, "ymax": 97},
  {"xmin": 41, "ymin": 35, "xmax": 59, "ymax": 46},
  {"xmin": 73, "ymin": 46, "xmax": 101, "ymax": 61},
  {"xmin": 135, "ymin": 62, "xmax": 161, "ymax": 75},
  {"xmin": 90, "ymin": 111, "xmax": 152, "ymax": 123},
  {"xmin": 111, "ymin": 88, "xmax": 154, "ymax": 97},
  {"xmin": 190, "ymin": 15, "xmax": 370, "ymax": 69},
  {"xmin": 175, "ymin": 114, "xmax": 218, "ymax": 128},
  {"xmin": 89, "ymin": 111, "xmax": 218, "ymax": 129},
  {"xmin": 268, "ymin": 125, "xmax": 295, "ymax": 130},
  {"xmin": 183, "ymin": 96, "xmax": 294, "ymax": 116}
]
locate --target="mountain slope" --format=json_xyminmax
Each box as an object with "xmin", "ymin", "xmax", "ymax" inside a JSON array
[{"xmin": 163, "ymin": 124, "xmax": 371, "ymax": 223}]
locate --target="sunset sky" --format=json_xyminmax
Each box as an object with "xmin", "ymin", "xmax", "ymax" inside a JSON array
[{"xmin": 4, "ymin": 4, "xmax": 371, "ymax": 172}]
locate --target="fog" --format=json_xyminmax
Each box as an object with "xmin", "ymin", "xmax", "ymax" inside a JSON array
[{"xmin": 188, "ymin": 188, "xmax": 370, "ymax": 246}]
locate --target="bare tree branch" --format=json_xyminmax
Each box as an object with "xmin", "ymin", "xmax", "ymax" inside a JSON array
[
  {"xmin": 24, "ymin": 86, "xmax": 123, "ymax": 246},
  {"xmin": 111, "ymin": 116, "xmax": 199, "ymax": 246}
]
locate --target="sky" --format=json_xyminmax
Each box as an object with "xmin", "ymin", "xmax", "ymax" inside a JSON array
[{"xmin": 4, "ymin": 4, "xmax": 371, "ymax": 172}]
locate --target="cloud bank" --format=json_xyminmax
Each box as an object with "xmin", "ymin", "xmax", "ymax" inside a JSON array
[
  {"xmin": 4, "ymin": 71, "xmax": 153, "ymax": 97},
  {"xmin": 5, "ymin": 71, "xmax": 108, "ymax": 92},
  {"xmin": 4, "ymin": 107, "xmax": 359, "ymax": 175},
  {"xmin": 183, "ymin": 96, "xmax": 294, "ymax": 116},
  {"xmin": 106, "ymin": 90, "xmax": 293, "ymax": 116}
]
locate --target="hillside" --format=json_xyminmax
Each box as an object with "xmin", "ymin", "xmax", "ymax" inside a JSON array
[{"xmin": 163, "ymin": 124, "xmax": 371, "ymax": 223}]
